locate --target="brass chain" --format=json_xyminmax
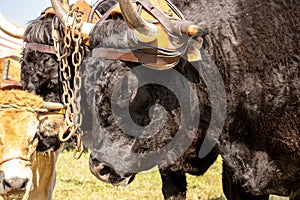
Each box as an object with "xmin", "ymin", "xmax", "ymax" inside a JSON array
[{"xmin": 52, "ymin": 8, "xmax": 84, "ymax": 159}]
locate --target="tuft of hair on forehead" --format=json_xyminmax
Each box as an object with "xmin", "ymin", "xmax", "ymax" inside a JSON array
[{"xmin": 0, "ymin": 89, "xmax": 44, "ymax": 108}]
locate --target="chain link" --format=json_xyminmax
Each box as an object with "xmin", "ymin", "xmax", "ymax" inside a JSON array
[{"xmin": 52, "ymin": 8, "xmax": 84, "ymax": 159}]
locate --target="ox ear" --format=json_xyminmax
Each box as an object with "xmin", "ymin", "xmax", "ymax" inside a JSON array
[{"xmin": 36, "ymin": 116, "xmax": 63, "ymax": 152}]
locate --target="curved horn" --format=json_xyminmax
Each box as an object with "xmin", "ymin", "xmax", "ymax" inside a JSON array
[
  {"xmin": 61, "ymin": 0, "xmax": 71, "ymax": 12},
  {"xmin": 0, "ymin": 12, "xmax": 26, "ymax": 39},
  {"xmin": 51, "ymin": 0, "xmax": 94, "ymax": 37},
  {"xmin": 119, "ymin": 0, "xmax": 157, "ymax": 43},
  {"xmin": 43, "ymin": 102, "xmax": 65, "ymax": 110}
]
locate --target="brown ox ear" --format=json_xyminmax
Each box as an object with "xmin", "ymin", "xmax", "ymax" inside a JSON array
[{"xmin": 36, "ymin": 116, "xmax": 62, "ymax": 152}]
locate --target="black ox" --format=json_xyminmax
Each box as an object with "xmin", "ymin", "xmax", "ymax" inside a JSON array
[
  {"xmin": 1, "ymin": 0, "xmax": 219, "ymax": 199},
  {"xmin": 170, "ymin": 0, "xmax": 300, "ymax": 199},
  {"xmin": 81, "ymin": 0, "xmax": 300, "ymax": 199},
  {"xmin": 6, "ymin": 0, "xmax": 298, "ymax": 199},
  {"xmin": 77, "ymin": 0, "xmax": 220, "ymax": 199},
  {"xmin": 19, "ymin": 0, "xmax": 120, "ymax": 146}
]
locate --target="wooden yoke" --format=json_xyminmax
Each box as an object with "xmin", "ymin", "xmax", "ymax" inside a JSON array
[
  {"xmin": 45, "ymin": 0, "xmax": 100, "ymax": 23},
  {"xmin": 110, "ymin": 0, "xmax": 194, "ymax": 49}
]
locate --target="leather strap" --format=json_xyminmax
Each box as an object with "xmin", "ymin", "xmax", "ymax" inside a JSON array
[
  {"xmin": 92, "ymin": 47, "xmax": 180, "ymax": 68},
  {"xmin": 0, "ymin": 79, "xmax": 22, "ymax": 90},
  {"xmin": 25, "ymin": 42, "xmax": 56, "ymax": 55}
]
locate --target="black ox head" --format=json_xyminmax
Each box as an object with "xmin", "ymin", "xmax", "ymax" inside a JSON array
[
  {"xmin": 84, "ymin": 59, "xmax": 201, "ymax": 185},
  {"xmin": 78, "ymin": 3, "xmax": 202, "ymax": 183}
]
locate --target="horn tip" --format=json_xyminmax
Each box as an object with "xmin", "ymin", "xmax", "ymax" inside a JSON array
[
  {"xmin": 188, "ymin": 25, "xmax": 198, "ymax": 36},
  {"xmin": 43, "ymin": 102, "xmax": 65, "ymax": 110}
]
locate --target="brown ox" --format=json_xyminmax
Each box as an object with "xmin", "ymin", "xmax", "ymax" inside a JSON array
[{"xmin": 0, "ymin": 89, "xmax": 64, "ymax": 200}]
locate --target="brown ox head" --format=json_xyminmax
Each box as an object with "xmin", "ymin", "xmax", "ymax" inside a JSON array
[{"xmin": 0, "ymin": 90, "xmax": 64, "ymax": 200}]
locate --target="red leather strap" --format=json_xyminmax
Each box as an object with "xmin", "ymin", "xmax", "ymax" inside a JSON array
[
  {"xmin": 92, "ymin": 47, "xmax": 180, "ymax": 68},
  {"xmin": 25, "ymin": 42, "xmax": 56, "ymax": 54},
  {"xmin": 0, "ymin": 79, "xmax": 22, "ymax": 90}
]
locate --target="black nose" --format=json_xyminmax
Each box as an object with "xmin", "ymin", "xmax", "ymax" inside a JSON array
[
  {"xmin": 3, "ymin": 177, "xmax": 28, "ymax": 193},
  {"xmin": 89, "ymin": 156, "xmax": 132, "ymax": 185},
  {"xmin": 99, "ymin": 165, "xmax": 111, "ymax": 176},
  {"xmin": 89, "ymin": 157, "xmax": 111, "ymax": 182}
]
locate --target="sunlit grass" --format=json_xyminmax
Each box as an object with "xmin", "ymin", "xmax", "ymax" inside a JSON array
[
  {"xmin": 53, "ymin": 151, "xmax": 224, "ymax": 200},
  {"xmin": 53, "ymin": 151, "xmax": 288, "ymax": 200}
]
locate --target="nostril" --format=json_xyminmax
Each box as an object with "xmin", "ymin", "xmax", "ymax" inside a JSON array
[
  {"xmin": 4, "ymin": 180, "xmax": 12, "ymax": 189},
  {"xmin": 100, "ymin": 165, "xmax": 111, "ymax": 176},
  {"xmin": 3, "ymin": 177, "xmax": 28, "ymax": 192},
  {"xmin": 21, "ymin": 180, "xmax": 27, "ymax": 189}
]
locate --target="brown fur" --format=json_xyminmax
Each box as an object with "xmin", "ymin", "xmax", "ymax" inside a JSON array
[
  {"xmin": 0, "ymin": 89, "xmax": 44, "ymax": 108},
  {"xmin": 0, "ymin": 90, "xmax": 62, "ymax": 199}
]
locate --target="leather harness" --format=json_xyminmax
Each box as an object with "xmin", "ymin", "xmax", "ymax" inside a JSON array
[
  {"xmin": 0, "ymin": 79, "xmax": 22, "ymax": 90},
  {"xmin": 92, "ymin": 47, "xmax": 182, "ymax": 67},
  {"xmin": 25, "ymin": 42, "xmax": 56, "ymax": 55}
]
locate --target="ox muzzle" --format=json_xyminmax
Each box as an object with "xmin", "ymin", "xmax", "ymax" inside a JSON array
[
  {"xmin": 89, "ymin": 155, "xmax": 135, "ymax": 186},
  {"xmin": 0, "ymin": 159, "xmax": 33, "ymax": 200}
]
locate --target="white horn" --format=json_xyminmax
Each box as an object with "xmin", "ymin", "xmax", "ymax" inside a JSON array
[
  {"xmin": 43, "ymin": 102, "xmax": 65, "ymax": 110},
  {"xmin": 0, "ymin": 12, "xmax": 26, "ymax": 39},
  {"xmin": 119, "ymin": 0, "xmax": 157, "ymax": 43}
]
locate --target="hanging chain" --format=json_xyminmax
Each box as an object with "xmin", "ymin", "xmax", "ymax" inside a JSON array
[{"xmin": 52, "ymin": 8, "xmax": 84, "ymax": 159}]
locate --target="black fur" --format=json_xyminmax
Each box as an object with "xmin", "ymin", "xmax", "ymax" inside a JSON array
[
  {"xmin": 37, "ymin": 119, "xmax": 62, "ymax": 152},
  {"xmin": 83, "ymin": 9, "xmax": 218, "ymax": 199},
  {"xmin": 21, "ymin": 17, "xmax": 62, "ymax": 102},
  {"xmin": 20, "ymin": 0, "xmax": 125, "ymax": 156},
  {"xmin": 171, "ymin": 0, "xmax": 300, "ymax": 199},
  {"xmin": 21, "ymin": 15, "xmax": 64, "ymax": 152},
  {"xmin": 89, "ymin": 19, "xmax": 129, "ymax": 49}
]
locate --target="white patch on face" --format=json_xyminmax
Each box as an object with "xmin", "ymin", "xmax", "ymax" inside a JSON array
[
  {"xmin": 0, "ymin": 159, "xmax": 33, "ymax": 195},
  {"xmin": 0, "ymin": 172, "xmax": 5, "ymax": 194},
  {"xmin": 26, "ymin": 118, "xmax": 39, "ymax": 142}
]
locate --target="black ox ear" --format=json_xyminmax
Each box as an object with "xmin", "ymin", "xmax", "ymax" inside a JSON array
[{"xmin": 36, "ymin": 117, "xmax": 62, "ymax": 152}]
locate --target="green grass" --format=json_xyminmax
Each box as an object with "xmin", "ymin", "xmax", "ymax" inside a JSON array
[
  {"xmin": 53, "ymin": 151, "xmax": 288, "ymax": 200},
  {"xmin": 53, "ymin": 151, "xmax": 224, "ymax": 200}
]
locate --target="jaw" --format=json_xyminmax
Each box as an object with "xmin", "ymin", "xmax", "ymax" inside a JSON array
[
  {"xmin": 2, "ymin": 193, "xmax": 23, "ymax": 200},
  {"xmin": 0, "ymin": 186, "xmax": 29, "ymax": 200}
]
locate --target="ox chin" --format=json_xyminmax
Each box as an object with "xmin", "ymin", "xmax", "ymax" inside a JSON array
[
  {"xmin": 89, "ymin": 156, "xmax": 135, "ymax": 186},
  {"xmin": 3, "ymin": 193, "xmax": 24, "ymax": 200}
]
